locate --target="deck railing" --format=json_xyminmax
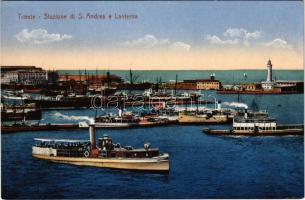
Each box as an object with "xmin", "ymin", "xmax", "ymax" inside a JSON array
[{"xmin": 277, "ymin": 124, "xmax": 304, "ymax": 130}]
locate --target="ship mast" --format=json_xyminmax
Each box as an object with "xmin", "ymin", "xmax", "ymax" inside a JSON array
[{"xmin": 174, "ymin": 74, "xmax": 178, "ymax": 96}]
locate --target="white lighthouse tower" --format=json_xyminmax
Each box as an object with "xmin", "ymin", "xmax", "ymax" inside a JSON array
[
  {"xmin": 261, "ymin": 59, "xmax": 275, "ymax": 90},
  {"xmin": 266, "ymin": 59, "xmax": 272, "ymax": 82}
]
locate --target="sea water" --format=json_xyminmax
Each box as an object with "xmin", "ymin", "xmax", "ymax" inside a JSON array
[
  {"xmin": 2, "ymin": 70, "xmax": 304, "ymax": 198},
  {"xmin": 58, "ymin": 69, "xmax": 304, "ymax": 84}
]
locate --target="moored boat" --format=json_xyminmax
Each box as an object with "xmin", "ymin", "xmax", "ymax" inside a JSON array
[
  {"xmin": 32, "ymin": 125, "xmax": 169, "ymax": 172},
  {"xmin": 203, "ymin": 110, "xmax": 304, "ymax": 136},
  {"xmin": 24, "ymin": 95, "xmax": 93, "ymax": 109},
  {"xmin": 2, "ymin": 123, "xmax": 79, "ymax": 133},
  {"xmin": 178, "ymin": 110, "xmax": 229, "ymax": 124},
  {"xmin": 1, "ymin": 103, "xmax": 42, "ymax": 122},
  {"xmin": 138, "ymin": 114, "xmax": 172, "ymax": 127},
  {"xmin": 94, "ymin": 110, "xmax": 140, "ymax": 128}
]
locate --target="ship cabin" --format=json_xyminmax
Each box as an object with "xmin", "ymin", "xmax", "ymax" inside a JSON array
[
  {"xmin": 95, "ymin": 114, "xmax": 140, "ymax": 123},
  {"xmin": 156, "ymin": 107, "xmax": 178, "ymax": 116},
  {"xmin": 33, "ymin": 138, "xmax": 90, "ymax": 157},
  {"xmin": 98, "ymin": 135, "xmax": 160, "ymax": 159},
  {"xmin": 180, "ymin": 108, "xmax": 226, "ymax": 117},
  {"xmin": 233, "ymin": 115, "xmax": 277, "ymax": 133},
  {"xmin": 33, "ymin": 135, "xmax": 161, "ymax": 159}
]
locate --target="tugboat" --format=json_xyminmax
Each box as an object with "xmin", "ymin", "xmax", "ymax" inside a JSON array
[
  {"xmin": 32, "ymin": 125, "xmax": 169, "ymax": 172},
  {"xmin": 203, "ymin": 109, "xmax": 304, "ymax": 136}
]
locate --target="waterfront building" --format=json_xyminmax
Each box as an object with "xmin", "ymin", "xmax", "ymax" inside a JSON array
[
  {"xmin": 1, "ymin": 66, "xmax": 47, "ymax": 85},
  {"xmin": 196, "ymin": 79, "xmax": 221, "ymax": 90},
  {"xmin": 261, "ymin": 81, "xmax": 275, "ymax": 90},
  {"xmin": 1, "ymin": 66, "xmax": 37, "ymax": 72},
  {"xmin": 240, "ymin": 83, "xmax": 262, "ymax": 91},
  {"xmin": 274, "ymin": 80, "xmax": 304, "ymax": 93},
  {"xmin": 275, "ymin": 80, "xmax": 304, "ymax": 88},
  {"xmin": 221, "ymin": 84, "xmax": 238, "ymax": 90},
  {"xmin": 17, "ymin": 69, "xmax": 47, "ymax": 85},
  {"xmin": 168, "ymin": 79, "xmax": 221, "ymax": 90},
  {"xmin": 58, "ymin": 74, "xmax": 122, "ymax": 84},
  {"xmin": 176, "ymin": 80, "xmax": 198, "ymax": 90},
  {"xmin": 1, "ymin": 71, "xmax": 18, "ymax": 84}
]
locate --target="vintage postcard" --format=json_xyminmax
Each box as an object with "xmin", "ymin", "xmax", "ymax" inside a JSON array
[{"xmin": 1, "ymin": 1, "xmax": 304, "ymax": 199}]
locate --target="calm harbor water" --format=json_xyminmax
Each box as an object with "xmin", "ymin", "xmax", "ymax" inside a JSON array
[
  {"xmin": 2, "ymin": 70, "xmax": 304, "ymax": 199},
  {"xmin": 59, "ymin": 69, "xmax": 304, "ymax": 84}
]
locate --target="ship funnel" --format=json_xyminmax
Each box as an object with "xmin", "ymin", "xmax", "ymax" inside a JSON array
[
  {"xmin": 144, "ymin": 143, "xmax": 151, "ymax": 150},
  {"xmin": 118, "ymin": 109, "xmax": 122, "ymax": 117},
  {"xmin": 89, "ymin": 124, "xmax": 96, "ymax": 147},
  {"xmin": 217, "ymin": 100, "xmax": 221, "ymax": 111}
]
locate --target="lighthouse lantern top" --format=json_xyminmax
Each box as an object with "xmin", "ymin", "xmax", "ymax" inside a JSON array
[{"xmin": 267, "ymin": 59, "xmax": 272, "ymax": 67}]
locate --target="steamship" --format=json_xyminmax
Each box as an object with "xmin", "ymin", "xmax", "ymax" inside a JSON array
[
  {"xmin": 178, "ymin": 110, "xmax": 229, "ymax": 124},
  {"xmin": 93, "ymin": 109, "xmax": 140, "ymax": 128},
  {"xmin": 1, "ymin": 103, "xmax": 42, "ymax": 122},
  {"xmin": 88, "ymin": 110, "xmax": 173, "ymax": 128},
  {"xmin": 203, "ymin": 110, "xmax": 304, "ymax": 136},
  {"xmin": 24, "ymin": 95, "xmax": 93, "ymax": 109},
  {"xmin": 177, "ymin": 101, "xmax": 231, "ymax": 124},
  {"xmin": 32, "ymin": 125, "xmax": 169, "ymax": 172}
]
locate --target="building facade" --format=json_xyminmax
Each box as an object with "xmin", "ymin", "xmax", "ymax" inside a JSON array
[
  {"xmin": 1, "ymin": 71, "xmax": 19, "ymax": 84},
  {"xmin": 240, "ymin": 83, "xmax": 262, "ymax": 91},
  {"xmin": 261, "ymin": 81, "xmax": 275, "ymax": 90},
  {"xmin": 196, "ymin": 79, "xmax": 221, "ymax": 90},
  {"xmin": 18, "ymin": 70, "xmax": 48, "ymax": 85},
  {"xmin": 275, "ymin": 80, "xmax": 304, "ymax": 93},
  {"xmin": 1, "ymin": 66, "xmax": 48, "ymax": 85},
  {"xmin": 167, "ymin": 79, "xmax": 221, "ymax": 90},
  {"xmin": 175, "ymin": 81, "xmax": 197, "ymax": 90},
  {"xmin": 58, "ymin": 74, "xmax": 122, "ymax": 83}
]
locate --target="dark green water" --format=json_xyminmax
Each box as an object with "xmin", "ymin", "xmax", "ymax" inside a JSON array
[{"xmin": 58, "ymin": 69, "xmax": 303, "ymax": 84}]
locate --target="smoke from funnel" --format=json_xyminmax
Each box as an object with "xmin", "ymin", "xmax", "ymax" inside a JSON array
[
  {"xmin": 223, "ymin": 102, "xmax": 248, "ymax": 109},
  {"xmin": 52, "ymin": 112, "xmax": 94, "ymax": 124}
]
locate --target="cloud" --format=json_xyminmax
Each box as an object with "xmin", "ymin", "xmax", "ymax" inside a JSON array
[
  {"xmin": 223, "ymin": 28, "xmax": 247, "ymax": 38},
  {"xmin": 260, "ymin": 38, "xmax": 291, "ymax": 49},
  {"xmin": 206, "ymin": 28, "xmax": 294, "ymax": 50},
  {"xmin": 121, "ymin": 34, "xmax": 169, "ymax": 49},
  {"xmin": 15, "ymin": 29, "xmax": 72, "ymax": 44},
  {"xmin": 205, "ymin": 35, "xmax": 239, "ymax": 45},
  {"xmin": 205, "ymin": 28, "xmax": 266, "ymax": 47},
  {"xmin": 171, "ymin": 41, "xmax": 191, "ymax": 51},
  {"xmin": 223, "ymin": 28, "xmax": 262, "ymax": 40},
  {"xmin": 121, "ymin": 34, "xmax": 191, "ymax": 51},
  {"xmin": 244, "ymin": 31, "xmax": 262, "ymax": 40}
]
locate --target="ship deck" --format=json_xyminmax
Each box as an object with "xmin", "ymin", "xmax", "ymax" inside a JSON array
[
  {"xmin": 32, "ymin": 153, "xmax": 169, "ymax": 172},
  {"xmin": 203, "ymin": 128, "xmax": 304, "ymax": 136}
]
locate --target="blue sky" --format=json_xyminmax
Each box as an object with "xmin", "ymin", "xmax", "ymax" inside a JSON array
[{"xmin": 1, "ymin": 1, "xmax": 303, "ymax": 69}]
